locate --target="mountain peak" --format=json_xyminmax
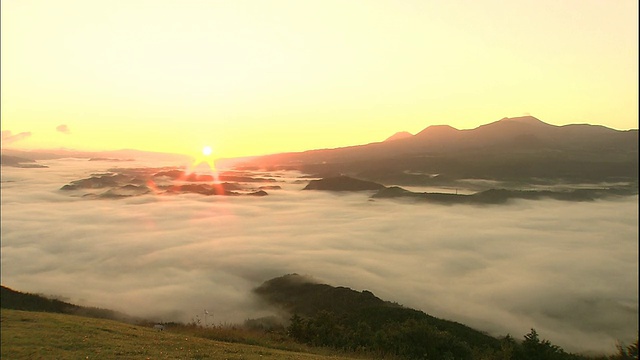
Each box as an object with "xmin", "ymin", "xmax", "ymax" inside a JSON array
[
  {"xmin": 384, "ymin": 131, "xmax": 413, "ymax": 142},
  {"xmin": 415, "ymin": 124, "xmax": 459, "ymax": 138},
  {"xmin": 498, "ymin": 115, "xmax": 550, "ymax": 126}
]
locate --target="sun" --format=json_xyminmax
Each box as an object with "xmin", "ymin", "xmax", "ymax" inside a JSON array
[{"xmin": 187, "ymin": 145, "xmax": 218, "ymax": 174}]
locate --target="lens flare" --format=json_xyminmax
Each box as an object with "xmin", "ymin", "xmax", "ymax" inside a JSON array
[{"xmin": 189, "ymin": 145, "xmax": 218, "ymax": 176}]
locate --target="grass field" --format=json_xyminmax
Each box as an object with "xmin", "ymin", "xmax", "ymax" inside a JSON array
[{"xmin": 0, "ymin": 309, "xmax": 361, "ymax": 360}]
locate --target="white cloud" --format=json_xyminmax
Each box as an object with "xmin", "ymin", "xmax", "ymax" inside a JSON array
[{"xmin": 0, "ymin": 159, "xmax": 637, "ymax": 354}]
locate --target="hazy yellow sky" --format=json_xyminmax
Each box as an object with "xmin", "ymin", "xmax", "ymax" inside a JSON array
[{"xmin": 2, "ymin": 0, "xmax": 638, "ymax": 159}]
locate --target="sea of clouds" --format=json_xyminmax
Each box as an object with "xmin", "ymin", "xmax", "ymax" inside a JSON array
[{"xmin": 1, "ymin": 158, "xmax": 637, "ymax": 354}]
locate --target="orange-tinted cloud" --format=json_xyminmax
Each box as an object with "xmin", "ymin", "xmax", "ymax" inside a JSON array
[
  {"xmin": 56, "ymin": 124, "xmax": 71, "ymax": 134},
  {"xmin": 1, "ymin": 130, "xmax": 32, "ymax": 145}
]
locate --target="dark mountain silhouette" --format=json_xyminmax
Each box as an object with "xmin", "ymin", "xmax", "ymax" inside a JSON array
[
  {"xmin": 254, "ymin": 274, "xmax": 388, "ymax": 317},
  {"xmin": 0, "ymin": 155, "xmax": 48, "ymax": 168},
  {"xmin": 1, "ymin": 285, "xmax": 80, "ymax": 313},
  {"xmin": 252, "ymin": 274, "xmax": 610, "ymax": 359},
  {"xmin": 0, "ymin": 285, "xmax": 140, "ymax": 323},
  {"xmin": 59, "ymin": 167, "xmax": 279, "ymax": 198},
  {"xmin": 235, "ymin": 116, "xmax": 638, "ymax": 186},
  {"xmin": 298, "ymin": 174, "xmax": 636, "ymax": 203},
  {"xmin": 89, "ymin": 157, "xmax": 134, "ymax": 162},
  {"xmin": 303, "ymin": 175, "xmax": 386, "ymax": 191},
  {"xmin": 371, "ymin": 185, "xmax": 636, "ymax": 204},
  {"xmin": 254, "ymin": 274, "xmax": 502, "ymax": 356}
]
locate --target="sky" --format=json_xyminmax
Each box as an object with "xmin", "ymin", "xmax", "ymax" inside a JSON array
[
  {"xmin": 1, "ymin": 159, "xmax": 637, "ymax": 354},
  {"xmin": 1, "ymin": 0, "xmax": 638, "ymax": 159}
]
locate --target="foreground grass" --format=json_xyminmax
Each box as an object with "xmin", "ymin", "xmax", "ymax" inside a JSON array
[{"xmin": 1, "ymin": 309, "xmax": 360, "ymax": 360}]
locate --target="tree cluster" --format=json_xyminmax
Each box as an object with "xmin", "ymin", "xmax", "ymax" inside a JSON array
[{"xmin": 287, "ymin": 310, "xmax": 627, "ymax": 360}]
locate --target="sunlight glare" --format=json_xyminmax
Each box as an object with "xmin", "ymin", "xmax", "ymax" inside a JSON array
[{"xmin": 190, "ymin": 145, "xmax": 218, "ymax": 175}]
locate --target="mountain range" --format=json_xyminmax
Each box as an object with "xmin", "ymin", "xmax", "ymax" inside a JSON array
[
  {"xmin": 0, "ymin": 148, "xmax": 190, "ymax": 164},
  {"xmin": 2, "ymin": 116, "xmax": 637, "ymax": 190},
  {"xmin": 234, "ymin": 116, "xmax": 638, "ymax": 187}
]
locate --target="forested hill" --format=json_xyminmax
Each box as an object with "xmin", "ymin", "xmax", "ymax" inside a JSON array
[
  {"xmin": 255, "ymin": 275, "xmax": 497, "ymax": 357},
  {"xmin": 253, "ymin": 274, "xmax": 638, "ymax": 359},
  {"xmin": 2, "ymin": 282, "xmax": 636, "ymax": 359}
]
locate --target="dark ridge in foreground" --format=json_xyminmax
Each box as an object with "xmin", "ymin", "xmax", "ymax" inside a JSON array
[
  {"xmin": 2, "ymin": 283, "xmax": 633, "ymax": 359},
  {"xmin": 254, "ymin": 274, "xmax": 388, "ymax": 317},
  {"xmin": 0, "ymin": 285, "xmax": 141, "ymax": 324},
  {"xmin": 253, "ymin": 274, "xmax": 623, "ymax": 360},
  {"xmin": 254, "ymin": 274, "xmax": 501, "ymax": 352}
]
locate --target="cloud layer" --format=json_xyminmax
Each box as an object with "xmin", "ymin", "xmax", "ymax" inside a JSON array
[{"xmin": 1, "ymin": 158, "xmax": 637, "ymax": 355}]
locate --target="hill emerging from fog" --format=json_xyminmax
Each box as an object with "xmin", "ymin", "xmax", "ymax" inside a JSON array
[
  {"xmin": 252, "ymin": 274, "xmax": 617, "ymax": 359},
  {"xmin": 234, "ymin": 116, "xmax": 638, "ymax": 187},
  {"xmin": 4, "ymin": 278, "xmax": 621, "ymax": 359}
]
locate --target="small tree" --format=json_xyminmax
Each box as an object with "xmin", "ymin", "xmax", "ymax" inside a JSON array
[
  {"xmin": 520, "ymin": 328, "xmax": 565, "ymax": 360},
  {"xmin": 288, "ymin": 313, "xmax": 305, "ymax": 341},
  {"xmin": 613, "ymin": 337, "xmax": 639, "ymax": 360}
]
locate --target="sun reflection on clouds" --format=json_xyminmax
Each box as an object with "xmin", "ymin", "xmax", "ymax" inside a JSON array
[{"xmin": 144, "ymin": 146, "xmax": 222, "ymax": 194}]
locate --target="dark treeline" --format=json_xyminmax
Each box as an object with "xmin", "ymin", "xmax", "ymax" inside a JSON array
[
  {"xmin": 286, "ymin": 311, "xmax": 637, "ymax": 360},
  {"xmin": 3, "ymin": 284, "xmax": 637, "ymax": 360},
  {"xmin": 253, "ymin": 274, "xmax": 637, "ymax": 360},
  {"xmin": 0, "ymin": 285, "xmax": 141, "ymax": 324}
]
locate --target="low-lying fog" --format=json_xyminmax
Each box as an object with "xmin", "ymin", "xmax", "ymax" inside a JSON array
[{"xmin": 1, "ymin": 158, "xmax": 637, "ymax": 354}]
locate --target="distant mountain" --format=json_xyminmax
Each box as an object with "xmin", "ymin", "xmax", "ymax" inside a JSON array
[
  {"xmin": 301, "ymin": 175, "xmax": 636, "ymax": 203},
  {"xmin": 58, "ymin": 167, "xmax": 279, "ymax": 199},
  {"xmin": 0, "ymin": 155, "xmax": 48, "ymax": 168},
  {"xmin": 1, "ymin": 148, "xmax": 190, "ymax": 163},
  {"xmin": 303, "ymin": 175, "xmax": 386, "ymax": 191},
  {"xmin": 235, "ymin": 116, "xmax": 638, "ymax": 186},
  {"xmin": 384, "ymin": 131, "xmax": 413, "ymax": 142},
  {"xmin": 371, "ymin": 185, "xmax": 636, "ymax": 204}
]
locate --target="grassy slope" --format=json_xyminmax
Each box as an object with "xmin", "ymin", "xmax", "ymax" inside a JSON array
[{"xmin": 1, "ymin": 309, "xmax": 359, "ymax": 360}]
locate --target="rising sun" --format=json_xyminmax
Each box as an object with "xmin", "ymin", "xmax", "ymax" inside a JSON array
[{"xmin": 188, "ymin": 145, "xmax": 217, "ymax": 174}]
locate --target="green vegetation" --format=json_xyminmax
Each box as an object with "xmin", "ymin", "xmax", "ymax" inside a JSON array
[
  {"xmin": 612, "ymin": 339, "xmax": 639, "ymax": 360},
  {"xmin": 0, "ymin": 309, "xmax": 359, "ymax": 360},
  {"xmin": 0, "ymin": 285, "xmax": 139, "ymax": 323},
  {"xmin": 286, "ymin": 312, "xmax": 624, "ymax": 360},
  {"xmin": 255, "ymin": 274, "xmax": 637, "ymax": 360},
  {"xmin": 2, "ymin": 283, "xmax": 637, "ymax": 360}
]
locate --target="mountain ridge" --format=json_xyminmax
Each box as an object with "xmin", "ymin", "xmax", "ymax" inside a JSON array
[
  {"xmin": 384, "ymin": 131, "xmax": 413, "ymax": 142},
  {"xmin": 235, "ymin": 116, "xmax": 638, "ymax": 186}
]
